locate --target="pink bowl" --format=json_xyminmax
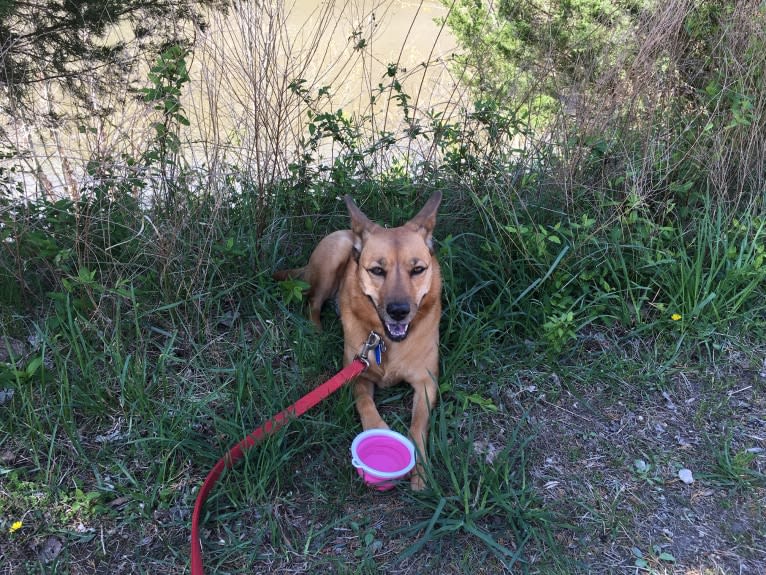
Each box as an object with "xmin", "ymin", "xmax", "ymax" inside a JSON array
[{"xmin": 350, "ymin": 430, "xmax": 416, "ymax": 491}]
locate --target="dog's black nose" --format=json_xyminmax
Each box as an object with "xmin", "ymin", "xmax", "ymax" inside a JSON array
[{"xmin": 386, "ymin": 302, "xmax": 410, "ymax": 321}]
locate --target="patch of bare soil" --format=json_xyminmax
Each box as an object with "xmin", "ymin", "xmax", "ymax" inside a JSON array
[{"xmin": 506, "ymin": 354, "xmax": 766, "ymax": 573}]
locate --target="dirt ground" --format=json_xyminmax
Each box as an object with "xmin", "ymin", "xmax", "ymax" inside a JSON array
[{"xmin": 509, "ymin": 350, "xmax": 766, "ymax": 573}]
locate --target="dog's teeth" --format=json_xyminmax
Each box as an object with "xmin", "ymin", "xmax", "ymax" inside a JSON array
[{"xmin": 387, "ymin": 323, "xmax": 408, "ymax": 339}]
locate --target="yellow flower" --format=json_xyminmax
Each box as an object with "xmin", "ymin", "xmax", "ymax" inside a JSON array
[
  {"xmin": 9, "ymin": 520, "xmax": 23, "ymax": 534},
  {"xmin": 671, "ymin": 313, "xmax": 682, "ymax": 321}
]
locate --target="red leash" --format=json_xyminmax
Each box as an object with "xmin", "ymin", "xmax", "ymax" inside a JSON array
[{"xmin": 190, "ymin": 332, "xmax": 382, "ymax": 575}]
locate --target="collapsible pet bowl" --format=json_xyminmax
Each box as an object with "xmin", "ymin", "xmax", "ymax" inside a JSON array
[{"xmin": 350, "ymin": 429, "xmax": 416, "ymax": 491}]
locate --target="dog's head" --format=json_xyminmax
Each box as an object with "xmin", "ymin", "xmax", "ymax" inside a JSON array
[{"xmin": 346, "ymin": 192, "xmax": 442, "ymax": 342}]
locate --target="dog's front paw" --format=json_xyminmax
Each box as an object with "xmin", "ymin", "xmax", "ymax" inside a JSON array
[
  {"xmin": 410, "ymin": 467, "xmax": 427, "ymax": 491},
  {"xmin": 410, "ymin": 473, "xmax": 426, "ymax": 491}
]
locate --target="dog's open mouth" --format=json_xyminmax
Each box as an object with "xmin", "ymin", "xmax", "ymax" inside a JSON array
[{"xmin": 385, "ymin": 322, "xmax": 409, "ymax": 342}]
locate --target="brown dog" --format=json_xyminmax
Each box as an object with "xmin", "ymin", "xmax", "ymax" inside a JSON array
[{"xmin": 274, "ymin": 192, "xmax": 442, "ymax": 490}]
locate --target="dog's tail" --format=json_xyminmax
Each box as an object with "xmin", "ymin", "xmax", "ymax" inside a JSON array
[{"xmin": 272, "ymin": 267, "xmax": 306, "ymax": 282}]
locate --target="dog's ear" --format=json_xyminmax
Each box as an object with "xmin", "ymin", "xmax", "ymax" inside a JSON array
[
  {"xmin": 405, "ymin": 191, "xmax": 442, "ymax": 251},
  {"xmin": 345, "ymin": 195, "xmax": 380, "ymax": 256}
]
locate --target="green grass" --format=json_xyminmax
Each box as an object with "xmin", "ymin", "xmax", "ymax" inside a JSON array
[
  {"xmin": 2, "ymin": 182, "xmax": 766, "ymax": 573},
  {"xmin": 703, "ymin": 432, "xmax": 766, "ymax": 491},
  {"xmin": 3, "ymin": 1, "xmax": 766, "ymax": 571}
]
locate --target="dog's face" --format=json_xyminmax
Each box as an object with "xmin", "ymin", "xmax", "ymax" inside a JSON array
[{"xmin": 346, "ymin": 193, "xmax": 442, "ymax": 341}]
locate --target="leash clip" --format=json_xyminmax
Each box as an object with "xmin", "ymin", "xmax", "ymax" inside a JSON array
[{"xmin": 356, "ymin": 331, "xmax": 384, "ymax": 370}]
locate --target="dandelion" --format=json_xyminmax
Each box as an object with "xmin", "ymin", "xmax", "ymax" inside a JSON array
[
  {"xmin": 9, "ymin": 520, "xmax": 22, "ymax": 534},
  {"xmin": 671, "ymin": 313, "xmax": 682, "ymax": 321}
]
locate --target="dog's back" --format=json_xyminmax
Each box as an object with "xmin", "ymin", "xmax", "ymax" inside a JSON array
[{"xmin": 273, "ymin": 230, "xmax": 355, "ymax": 327}]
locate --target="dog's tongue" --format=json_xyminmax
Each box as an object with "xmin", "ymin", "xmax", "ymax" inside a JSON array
[{"xmin": 386, "ymin": 322, "xmax": 408, "ymax": 340}]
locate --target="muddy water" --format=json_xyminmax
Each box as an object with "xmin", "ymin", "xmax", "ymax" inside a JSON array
[
  {"xmin": 5, "ymin": 0, "xmax": 458, "ymax": 198},
  {"xmin": 188, "ymin": 0, "xmax": 460, "ymax": 187},
  {"xmin": 281, "ymin": 0, "xmax": 457, "ymax": 111}
]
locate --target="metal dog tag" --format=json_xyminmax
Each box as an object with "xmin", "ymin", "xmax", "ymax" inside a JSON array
[{"xmin": 375, "ymin": 342, "xmax": 385, "ymax": 365}]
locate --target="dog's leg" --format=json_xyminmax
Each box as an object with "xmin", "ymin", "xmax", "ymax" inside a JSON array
[
  {"xmin": 352, "ymin": 377, "xmax": 389, "ymax": 431},
  {"xmin": 306, "ymin": 290, "xmax": 324, "ymax": 330},
  {"xmin": 408, "ymin": 376, "xmax": 438, "ymax": 491},
  {"xmin": 308, "ymin": 305, "xmax": 322, "ymax": 329},
  {"xmin": 303, "ymin": 230, "xmax": 355, "ymax": 330}
]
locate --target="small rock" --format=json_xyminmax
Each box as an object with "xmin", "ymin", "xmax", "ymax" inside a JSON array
[
  {"xmin": 0, "ymin": 389, "xmax": 14, "ymax": 405},
  {"xmin": 0, "ymin": 337, "xmax": 26, "ymax": 362},
  {"xmin": 678, "ymin": 468, "xmax": 694, "ymax": 484},
  {"xmin": 0, "ymin": 450, "xmax": 16, "ymax": 464},
  {"xmin": 108, "ymin": 496, "xmax": 130, "ymax": 509},
  {"xmin": 676, "ymin": 435, "xmax": 693, "ymax": 448},
  {"xmin": 217, "ymin": 310, "xmax": 239, "ymax": 329}
]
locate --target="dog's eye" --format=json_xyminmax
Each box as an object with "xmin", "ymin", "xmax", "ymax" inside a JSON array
[
  {"xmin": 369, "ymin": 266, "xmax": 386, "ymax": 277},
  {"xmin": 411, "ymin": 266, "xmax": 426, "ymax": 276}
]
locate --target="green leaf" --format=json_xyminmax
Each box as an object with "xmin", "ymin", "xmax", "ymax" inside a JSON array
[
  {"xmin": 463, "ymin": 393, "xmax": 498, "ymax": 412},
  {"xmin": 78, "ymin": 266, "xmax": 96, "ymax": 283},
  {"xmin": 658, "ymin": 552, "xmax": 676, "ymax": 562},
  {"xmin": 25, "ymin": 356, "xmax": 43, "ymax": 377}
]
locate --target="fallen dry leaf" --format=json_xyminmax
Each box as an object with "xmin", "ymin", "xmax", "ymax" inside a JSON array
[{"xmin": 38, "ymin": 536, "xmax": 63, "ymax": 564}]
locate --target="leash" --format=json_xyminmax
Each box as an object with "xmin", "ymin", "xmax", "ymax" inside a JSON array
[{"xmin": 190, "ymin": 331, "xmax": 383, "ymax": 575}]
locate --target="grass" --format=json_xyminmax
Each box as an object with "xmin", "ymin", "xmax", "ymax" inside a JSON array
[
  {"xmin": 2, "ymin": 187, "xmax": 765, "ymax": 573},
  {"xmin": 2, "ymin": 1, "xmax": 766, "ymax": 572},
  {"xmin": 2, "ymin": 134, "xmax": 766, "ymax": 574}
]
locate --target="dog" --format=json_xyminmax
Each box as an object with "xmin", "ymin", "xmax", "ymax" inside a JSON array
[{"xmin": 274, "ymin": 192, "xmax": 442, "ymax": 490}]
